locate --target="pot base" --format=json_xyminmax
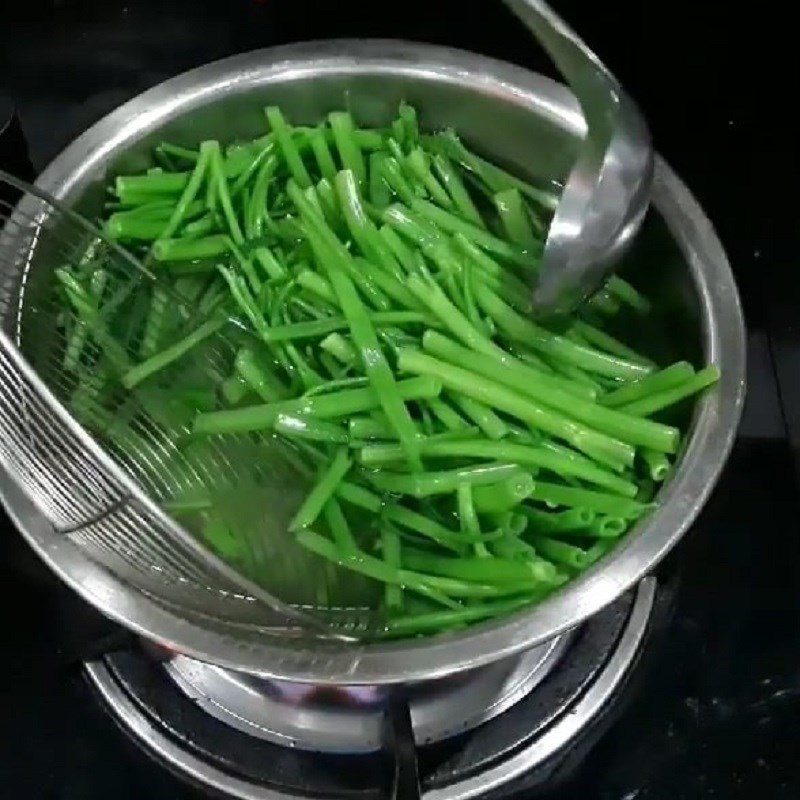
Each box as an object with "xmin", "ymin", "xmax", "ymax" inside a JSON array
[
  {"xmin": 84, "ymin": 578, "xmax": 655, "ymax": 798},
  {"xmin": 163, "ymin": 631, "xmax": 571, "ymax": 754}
]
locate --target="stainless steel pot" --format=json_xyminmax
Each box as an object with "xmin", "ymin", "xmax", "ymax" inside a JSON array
[{"xmin": 0, "ymin": 41, "xmax": 746, "ymax": 684}]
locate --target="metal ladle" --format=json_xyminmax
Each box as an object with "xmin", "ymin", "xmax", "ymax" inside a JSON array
[{"xmin": 503, "ymin": 0, "xmax": 654, "ymax": 317}]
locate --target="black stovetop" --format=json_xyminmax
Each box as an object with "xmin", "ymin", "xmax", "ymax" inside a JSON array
[{"xmin": 1, "ymin": 2, "xmax": 794, "ymax": 798}]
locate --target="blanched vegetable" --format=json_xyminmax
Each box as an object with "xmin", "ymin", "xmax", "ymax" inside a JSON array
[{"xmin": 53, "ymin": 103, "xmax": 720, "ymax": 639}]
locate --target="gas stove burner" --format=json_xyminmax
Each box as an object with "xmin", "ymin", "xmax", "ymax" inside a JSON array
[
  {"xmin": 164, "ymin": 632, "xmax": 571, "ymax": 753},
  {"xmin": 84, "ymin": 578, "xmax": 658, "ymax": 799}
]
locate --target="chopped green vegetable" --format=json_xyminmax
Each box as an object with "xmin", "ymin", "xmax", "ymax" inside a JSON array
[{"xmin": 45, "ymin": 103, "xmax": 720, "ymax": 641}]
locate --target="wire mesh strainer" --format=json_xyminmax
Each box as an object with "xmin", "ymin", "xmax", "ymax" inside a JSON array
[{"xmin": 0, "ymin": 169, "xmax": 373, "ymax": 644}]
